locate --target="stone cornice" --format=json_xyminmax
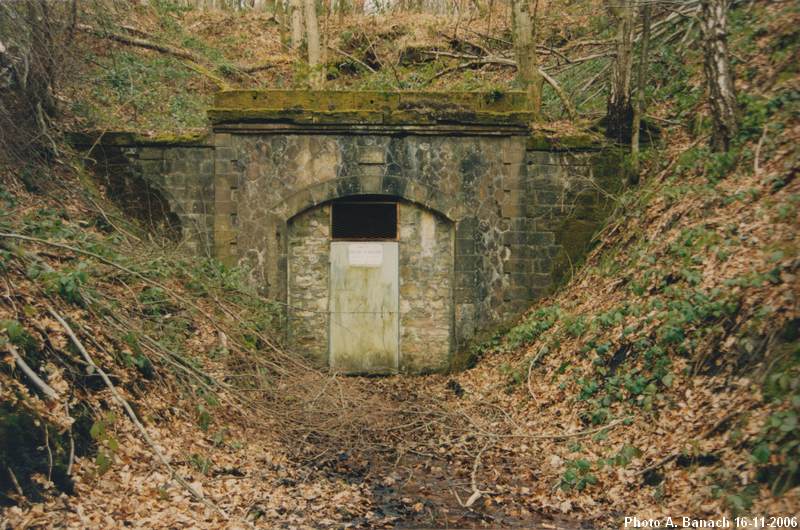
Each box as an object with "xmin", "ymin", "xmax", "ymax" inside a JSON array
[{"xmin": 208, "ymin": 89, "xmax": 535, "ymax": 131}]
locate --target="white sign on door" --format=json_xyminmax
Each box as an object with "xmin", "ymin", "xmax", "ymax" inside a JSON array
[{"xmin": 348, "ymin": 243, "xmax": 383, "ymax": 267}]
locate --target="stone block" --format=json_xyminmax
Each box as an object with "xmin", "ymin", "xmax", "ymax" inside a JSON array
[
  {"xmin": 530, "ymin": 273, "xmax": 552, "ymax": 288},
  {"xmin": 534, "ymin": 256, "xmax": 553, "ymax": 273},
  {"xmin": 139, "ymin": 160, "xmax": 164, "ymax": 176},
  {"xmin": 360, "ymin": 164, "xmax": 384, "ymax": 179},
  {"xmin": 454, "ymin": 254, "xmax": 479, "ymax": 271},
  {"xmin": 214, "ymin": 199, "xmax": 236, "ymax": 216},
  {"xmin": 455, "ymin": 271, "xmax": 477, "ymax": 289},
  {"xmin": 502, "ymin": 172, "xmax": 524, "ymax": 191},
  {"xmin": 217, "ymin": 172, "xmax": 238, "ymax": 189},
  {"xmin": 454, "ymin": 288, "xmax": 474, "ymax": 303},
  {"xmin": 455, "ymin": 237, "xmax": 476, "ymax": 255},
  {"xmin": 576, "ymin": 190, "xmax": 598, "ymax": 206},
  {"xmin": 528, "ymin": 231, "xmax": 555, "ymax": 246},
  {"xmin": 336, "ymin": 177, "xmax": 361, "ymax": 196},
  {"xmin": 358, "ymin": 146, "xmax": 385, "ymax": 164},
  {"xmin": 215, "ymin": 159, "xmax": 240, "ymax": 175},
  {"xmin": 501, "ymin": 200, "xmax": 525, "ymax": 218},
  {"xmin": 504, "ymin": 258, "xmax": 529, "ymax": 273},
  {"xmin": 501, "ymin": 231, "xmax": 526, "ymax": 245},
  {"xmin": 536, "ymin": 189, "xmax": 561, "ymax": 205},
  {"xmin": 456, "ymin": 217, "xmax": 478, "ymax": 233},
  {"xmin": 215, "ymin": 146, "xmax": 238, "ymax": 161},
  {"xmin": 502, "ymin": 142, "xmax": 525, "ymax": 165},
  {"xmin": 139, "ymin": 147, "xmax": 164, "ymax": 160},
  {"xmin": 505, "ymin": 286, "xmax": 532, "ymax": 300},
  {"xmin": 215, "ymin": 133, "xmax": 233, "ymax": 147},
  {"xmin": 382, "ymin": 176, "xmax": 406, "ymax": 196}
]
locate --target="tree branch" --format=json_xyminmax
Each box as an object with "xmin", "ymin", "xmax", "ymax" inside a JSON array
[
  {"xmin": 539, "ymin": 68, "xmax": 577, "ymax": 119},
  {"xmin": 76, "ymin": 23, "xmax": 202, "ymax": 62},
  {"xmin": 4, "ymin": 342, "xmax": 60, "ymax": 401}
]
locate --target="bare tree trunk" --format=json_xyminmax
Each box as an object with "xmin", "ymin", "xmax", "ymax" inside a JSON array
[
  {"xmin": 700, "ymin": 0, "xmax": 738, "ymax": 152},
  {"xmin": 275, "ymin": 0, "xmax": 288, "ymax": 44},
  {"xmin": 605, "ymin": 0, "xmax": 634, "ymax": 143},
  {"xmin": 290, "ymin": 0, "xmax": 304, "ymax": 50},
  {"xmin": 511, "ymin": 0, "xmax": 542, "ymax": 112},
  {"xmin": 304, "ymin": 0, "xmax": 323, "ymax": 88},
  {"xmin": 631, "ymin": 3, "xmax": 651, "ymax": 180}
]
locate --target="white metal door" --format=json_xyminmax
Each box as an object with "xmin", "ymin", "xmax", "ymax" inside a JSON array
[{"xmin": 329, "ymin": 241, "xmax": 399, "ymax": 373}]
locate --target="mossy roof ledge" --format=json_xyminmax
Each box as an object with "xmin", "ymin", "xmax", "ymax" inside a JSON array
[
  {"xmin": 210, "ymin": 89, "xmax": 536, "ymax": 126},
  {"xmin": 67, "ymin": 130, "xmax": 212, "ymax": 147},
  {"xmin": 526, "ymin": 132, "xmax": 605, "ymax": 151}
]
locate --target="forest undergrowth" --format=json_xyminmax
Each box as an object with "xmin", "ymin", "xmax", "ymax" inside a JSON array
[{"xmin": 1, "ymin": 0, "xmax": 798, "ymax": 528}]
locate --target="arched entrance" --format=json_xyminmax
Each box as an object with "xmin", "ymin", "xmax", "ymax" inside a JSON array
[{"xmin": 287, "ymin": 195, "xmax": 454, "ymax": 374}]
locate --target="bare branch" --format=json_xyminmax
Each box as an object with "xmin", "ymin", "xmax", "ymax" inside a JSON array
[{"xmin": 5, "ymin": 343, "xmax": 60, "ymax": 401}]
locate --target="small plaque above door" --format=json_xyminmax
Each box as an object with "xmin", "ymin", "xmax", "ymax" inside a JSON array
[{"xmin": 348, "ymin": 243, "xmax": 383, "ymax": 267}]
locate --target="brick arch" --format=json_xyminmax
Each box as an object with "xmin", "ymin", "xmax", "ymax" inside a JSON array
[{"xmin": 273, "ymin": 177, "xmax": 466, "ymax": 223}]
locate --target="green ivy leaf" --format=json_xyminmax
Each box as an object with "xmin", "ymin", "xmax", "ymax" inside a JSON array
[
  {"xmin": 780, "ymin": 411, "xmax": 797, "ymax": 432},
  {"xmin": 752, "ymin": 442, "xmax": 770, "ymax": 464},
  {"xmin": 89, "ymin": 420, "xmax": 105, "ymax": 441},
  {"xmin": 95, "ymin": 449, "xmax": 112, "ymax": 475}
]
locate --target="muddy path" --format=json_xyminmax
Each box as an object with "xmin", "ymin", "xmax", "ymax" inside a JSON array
[
  {"xmin": 287, "ymin": 376, "xmax": 598, "ymax": 528},
  {"xmin": 367, "ymin": 453, "xmax": 583, "ymax": 529},
  {"xmin": 303, "ymin": 437, "xmax": 589, "ymax": 529}
]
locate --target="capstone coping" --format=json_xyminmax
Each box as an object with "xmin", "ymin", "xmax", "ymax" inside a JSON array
[{"xmin": 208, "ymin": 89, "xmax": 536, "ymax": 127}]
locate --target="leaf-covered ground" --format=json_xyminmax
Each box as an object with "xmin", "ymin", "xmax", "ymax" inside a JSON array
[{"xmin": 2, "ymin": 0, "xmax": 799, "ymax": 528}]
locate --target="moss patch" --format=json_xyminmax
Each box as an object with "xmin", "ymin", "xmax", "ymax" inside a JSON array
[
  {"xmin": 209, "ymin": 89, "xmax": 535, "ymax": 126},
  {"xmin": 67, "ymin": 131, "xmax": 213, "ymax": 148}
]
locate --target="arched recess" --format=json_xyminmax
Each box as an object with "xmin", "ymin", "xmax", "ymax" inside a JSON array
[
  {"xmin": 285, "ymin": 191, "xmax": 455, "ymax": 373},
  {"xmin": 270, "ymin": 177, "xmax": 466, "ymax": 225}
]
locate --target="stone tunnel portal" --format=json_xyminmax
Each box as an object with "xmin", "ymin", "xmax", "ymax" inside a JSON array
[{"xmin": 73, "ymin": 89, "xmax": 625, "ymax": 375}]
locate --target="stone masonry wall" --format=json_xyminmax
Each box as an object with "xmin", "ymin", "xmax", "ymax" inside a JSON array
[
  {"xmin": 77, "ymin": 121, "xmax": 624, "ymax": 372},
  {"xmin": 525, "ymin": 147, "xmax": 625, "ymax": 287},
  {"xmin": 398, "ymin": 202, "xmax": 453, "ymax": 372},
  {"xmin": 80, "ymin": 137, "xmax": 215, "ymax": 256},
  {"xmin": 287, "ymin": 204, "xmax": 331, "ymax": 363},
  {"xmin": 213, "ymin": 131, "xmax": 528, "ymax": 353}
]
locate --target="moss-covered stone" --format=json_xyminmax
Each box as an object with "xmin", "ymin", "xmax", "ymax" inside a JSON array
[
  {"xmin": 209, "ymin": 89, "xmax": 534, "ymax": 126},
  {"xmin": 526, "ymin": 132, "xmax": 604, "ymax": 151},
  {"xmin": 208, "ymin": 108, "xmax": 535, "ymax": 126},
  {"xmin": 67, "ymin": 131, "xmax": 212, "ymax": 148}
]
